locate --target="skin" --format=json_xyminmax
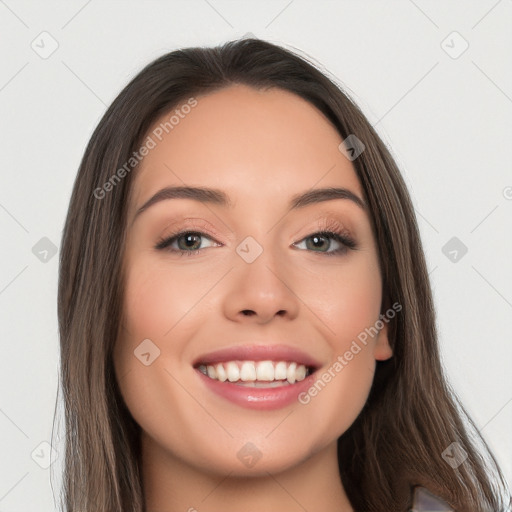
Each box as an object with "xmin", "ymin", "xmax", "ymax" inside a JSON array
[{"xmin": 113, "ymin": 84, "xmax": 393, "ymax": 512}]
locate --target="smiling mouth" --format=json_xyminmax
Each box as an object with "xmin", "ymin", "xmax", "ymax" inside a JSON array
[{"xmin": 195, "ymin": 360, "xmax": 316, "ymax": 387}]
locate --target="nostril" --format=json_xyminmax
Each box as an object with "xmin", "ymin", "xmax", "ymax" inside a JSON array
[{"xmin": 241, "ymin": 310, "xmax": 255, "ymax": 316}]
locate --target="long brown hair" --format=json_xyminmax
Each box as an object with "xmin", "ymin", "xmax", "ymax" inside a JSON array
[{"xmin": 56, "ymin": 38, "xmax": 510, "ymax": 511}]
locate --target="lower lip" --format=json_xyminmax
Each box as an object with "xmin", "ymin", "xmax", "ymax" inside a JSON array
[{"xmin": 195, "ymin": 369, "xmax": 316, "ymax": 410}]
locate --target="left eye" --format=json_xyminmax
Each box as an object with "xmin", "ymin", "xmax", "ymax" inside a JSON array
[{"xmin": 293, "ymin": 231, "xmax": 350, "ymax": 255}]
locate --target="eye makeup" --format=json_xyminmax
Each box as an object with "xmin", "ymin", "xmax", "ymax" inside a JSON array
[{"xmin": 154, "ymin": 216, "xmax": 358, "ymax": 257}]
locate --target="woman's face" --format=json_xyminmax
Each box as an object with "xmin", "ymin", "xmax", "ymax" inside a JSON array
[{"xmin": 113, "ymin": 84, "xmax": 392, "ymax": 476}]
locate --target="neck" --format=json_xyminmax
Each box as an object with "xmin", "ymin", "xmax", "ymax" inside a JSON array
[{"xmin": 141, "ymin": 433, "xmax": 354, "ymax": 512}]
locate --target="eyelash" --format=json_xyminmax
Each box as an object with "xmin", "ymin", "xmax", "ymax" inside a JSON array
[{"xmin": 154, "ymin": 219, "xmax": 357, "ymax": 258}]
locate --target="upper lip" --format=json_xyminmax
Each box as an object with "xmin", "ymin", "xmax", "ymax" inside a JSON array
[{"xmin": 193, "ymin": 344, "xmax": 322, "ymax": 370}]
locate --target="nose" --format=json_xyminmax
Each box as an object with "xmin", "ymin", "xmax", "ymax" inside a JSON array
[{"xmin": 222, "ymin": 250, "xmax": 300, "ymax": 325}]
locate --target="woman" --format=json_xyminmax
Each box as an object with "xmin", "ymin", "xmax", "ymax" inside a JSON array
[{"xmin": 56, "ymin": 38, "xmax": 510, "ymax": 511}]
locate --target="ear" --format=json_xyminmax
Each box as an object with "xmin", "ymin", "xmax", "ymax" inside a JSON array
[{"xmin": 374, "ymin": 319, "xmax": 393, "ymax": 361}]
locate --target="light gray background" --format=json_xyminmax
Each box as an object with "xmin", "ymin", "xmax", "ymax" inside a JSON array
[{"xmin": 1, "ymin": 1, "xmax": 511, "ymax": 510}]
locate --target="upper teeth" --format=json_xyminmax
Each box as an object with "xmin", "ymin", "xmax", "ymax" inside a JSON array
[{"xmin": 198, "ymin": 360, "xmax": 309, "ymax": 384}]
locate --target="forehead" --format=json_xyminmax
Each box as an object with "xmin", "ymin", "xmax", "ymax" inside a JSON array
[{"xmin": 130, "ymin": 84, "xmax": 363, "ymax": 211}]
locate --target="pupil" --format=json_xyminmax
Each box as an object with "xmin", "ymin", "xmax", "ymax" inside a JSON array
[
  {"xmin": 181, "ymin": 234, "xmax": 200, "ymax": 250},
  {"xmin": 311, "ymin": 235, "xmax": 327, "ymax": 250}
]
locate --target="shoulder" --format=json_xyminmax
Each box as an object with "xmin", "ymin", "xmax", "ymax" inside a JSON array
[{"xmin": 410, "ymin": 486, "xmax": 453, "ymax": 511}]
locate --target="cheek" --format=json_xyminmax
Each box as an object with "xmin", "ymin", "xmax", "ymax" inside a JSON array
[
  {"xmin": 113, "ymin": 260, "xmax": 215, "ymax": 458},
  {"xmin": 289, "ymin": 253, "xmax": 382, "ymax": 440},
  {"xmin": 114, "ymin": 261, "xmax": 186, "ymax": 412},
  {"xmin": 297, "ymin": 251, "xmax": 382, "ymax": 344},
  {"xmin": 120, "ymin": 259, "xmax": 213, "ymax": 342}
]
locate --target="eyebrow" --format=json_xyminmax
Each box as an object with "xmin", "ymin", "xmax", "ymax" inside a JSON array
[{"xmin": 133, "ymin": 185, "xmax": 366, "ymax": 219}]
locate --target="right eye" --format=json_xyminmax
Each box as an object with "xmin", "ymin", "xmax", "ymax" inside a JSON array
[{"xmin": 155, "ymin": 231, "xmax": 220, "ymax": 255}]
